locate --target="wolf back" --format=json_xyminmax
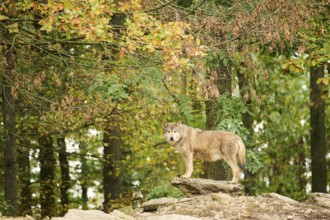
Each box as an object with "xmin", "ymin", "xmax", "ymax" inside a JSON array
[{"xmin": 163, "ymin": 122, "xmax": 246, "ymax": 183}]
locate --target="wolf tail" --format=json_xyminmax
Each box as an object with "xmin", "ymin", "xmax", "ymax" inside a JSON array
[{"xmin": 237, "ymin": 138, "xmax": 246, "ymax": 171}]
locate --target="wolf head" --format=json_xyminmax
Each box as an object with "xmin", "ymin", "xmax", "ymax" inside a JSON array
[{"xmin": 163, "ymin": 122, "xmax": 183, "ymax": 144}]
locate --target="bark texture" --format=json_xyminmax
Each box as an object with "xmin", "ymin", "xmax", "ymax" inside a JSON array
[
  {"xmin": 204, "ymin": 66, "xmax": 232, "ymax": 180},
  {"xmin": 2, "ymin": 43, "xmax": 18, "ymax": 216},
  {"xmin": 59, "ymin": 137, "xmax": 70, "ymax": 215},
  {"xmin": 103, "ymin": 128, "xmax": 123, "ymax": 212},
  {"xmin": 18, "ymin": 139, "xmax": 32, "ymax": 216},
  {"xmin": 39, "ymin": 135, "xmax": 56, "ymax": 218},
  {"xmin": 310, "ymin": 65, "xmax": 327, "ymax": 193}
]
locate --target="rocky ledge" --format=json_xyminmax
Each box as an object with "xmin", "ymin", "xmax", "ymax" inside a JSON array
[
  {"xmin": 171, "ymin": 177, "xmax": 244, "ymax": 195},
  {"xmin": 7, "ymin": 178, "xmax": 329, "ymax": 220}
]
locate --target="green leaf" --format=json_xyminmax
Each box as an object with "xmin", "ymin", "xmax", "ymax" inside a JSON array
[
  {"xmin": 89, "ymin": 73, "xmax": 129, "ymax": 101},
  {"xmin": 7, "ymin": 23, "xmax": 19, "ymax": 33},
  {"xmin": 246, "ymin": 150, "xmax": 263, "ymax": 174}
]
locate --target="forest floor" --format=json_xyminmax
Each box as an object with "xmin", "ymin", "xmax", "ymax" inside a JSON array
[
  {"xmin": 131, "ymin": 178, "xmax": 330, "ymax": 219},
  {"xmin": 1, "ymin": 179, "xmax": 330, "ymax": 220}
]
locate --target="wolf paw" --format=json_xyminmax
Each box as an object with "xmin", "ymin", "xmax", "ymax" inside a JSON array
[{"xmin": 180, "ymin": 174, "xmax": 190, "ymax": 178}]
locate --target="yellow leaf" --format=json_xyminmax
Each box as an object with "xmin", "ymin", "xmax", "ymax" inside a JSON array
[
  {"xmin": 152, "ymin": 38, "xmax": 159, "ymax": 46},
  {"xmin": 119, "ymin": 48, "xmax": 125, "ymax": 58},
  {"xmin": 7, "ymin": 23, "xmax": 19, "ymax": 33},
  {"xmin": 281, "ymin": 62, "xmax": 289, "ymax": 69},
  {"xmin": 0, "ymin": 15, "xmax": 8, "ymax": 21},
  {"xmin": 321, "ymin": 91, "xmax": 328, "ymax": 99},
  {"xmin": 196, "ymin": 38, "xmax": 201, "ymax": 46},
  {"xmin": 316, "ymin": 78, "xmax": 329, "ymax": 85}
]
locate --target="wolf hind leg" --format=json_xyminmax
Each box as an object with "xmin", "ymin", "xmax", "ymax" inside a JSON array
[{"xmin": 225, "ymin": 157, "xmax": 241, "ymax": 183}]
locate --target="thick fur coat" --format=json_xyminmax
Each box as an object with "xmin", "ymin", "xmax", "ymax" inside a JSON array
[{"xmin": 163, "ymin": 122, "xmax": 246, "ymax": 183}]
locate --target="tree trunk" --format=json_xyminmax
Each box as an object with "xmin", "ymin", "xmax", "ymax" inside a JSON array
[
  {"xmin": 237, "ymin": 71, "xmax": 255, "ymax": 137},
  {"xmin": 81, "ymin": 183, "xmax": 88, "ymax": 210},
  {"xmin": 18, "ymin": 139, "xmax": 32, "ymax": 216},
  {"xmin": 102, "ymin": 13, "xmax": 126, "ymax": 212},
  {"xmin": 204, "ymin": 66, "xmax": 232, "ymax": 180},
  {"xmin": 39, "ymin": 135, "xmax": 56, "ymax": 218},
  {"xmin": 103, "ymin": 128, "xmax": 122, "ymax": 212},
  {"xmin": 2, "ymin": 43, "xmax": 18, "ymax": 216},
  {"xmin": 79, "ymin": 142, "xmax": 88, "ymax": 210},
  {"xmin": 58, "ymin": 137, "xmax": 70, "ymax": 216},
  {"xmin": 237, "ymin": 71, "xmax": 256, "ymax": 195},
  {"xmin": 310, "ymin": 64, "xmax": 327, "ymax": 193}
]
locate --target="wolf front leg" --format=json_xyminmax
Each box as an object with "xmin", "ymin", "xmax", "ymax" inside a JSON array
[{"xmin": 181, "ymin": 152, "xmax": 193, "ymax": 178}]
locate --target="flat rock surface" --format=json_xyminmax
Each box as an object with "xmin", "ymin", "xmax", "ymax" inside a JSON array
[
  {"xmin": 2, "ymin": 192, "xmax": 330, "ymax": 220},
  {"xmin": 308, "ymin": 193, "xmax": 330, "ymax": 209},
  {"xmin": 264, "ymin": 192, "xmax": 299, "ymax": 205},
  {"xmin": 133, "ymin": 193, "xmax": 330, "ymax": 220},
  {"xmin": 51, "ymin": 209, "xmax": 133, "ymax": 220},
  {"xmin": 141, "ymin": 197, "xmax": 179, "ymax": 211},
  {"xmin": 135, "ymin": 214, "xmax": 201, "ymax": 220},
  {"xmin": 171, "ymin": 177, "xmax": 244, "ymax": 195}
]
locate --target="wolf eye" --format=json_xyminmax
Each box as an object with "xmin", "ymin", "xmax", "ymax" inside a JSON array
[
  {"xmin": 167, "ymin": 131, "xmax": 170, "ymax": 133},
  {"xmin": 173, "ymin": 131, "xmax": 177, "ymax": 133}
]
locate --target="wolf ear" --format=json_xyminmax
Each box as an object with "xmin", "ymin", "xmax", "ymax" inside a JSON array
[
  {"xmin": 175, "ymin": 121, "xmax": 181, "ymax": 127},
  {"xmin": 163, "ymin": 123, "xmax": 168, "ymax": 129}
]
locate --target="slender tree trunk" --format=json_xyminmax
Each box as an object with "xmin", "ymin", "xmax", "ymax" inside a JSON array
[
  {"xmin": 204, "ymin": 66, "xmax": 232, "ymax": 180},
  {"xmin": 103, "ymin": 128, "xmax": 122, "ymax": 212},
  {"xmin": 58, "ymin": 137, "xmax": 70, "ymax": 216},
  {"xmin": 297, "ymin": 137, "xmax": 308, "ymax": 192},
  {"xmin": 2, "ymin": 43, "xmax": 18, "ymax": 216},
  {"xmin": 237, "ymin": 71, "xmax": 256, "ymax": 194},
  {"xmin": 18, "ymin": 139, "xmax": 32, "ymax": 216},
  {"xmin": 79, "ymin": 142, "xmax": 88, "ymax": 210},
  {"xmin": 39, "ymin": 135, "xmax": 56, "ymax": 218},
  {"xmin": 310, "ymin": 65, "xmax": 327, "ymax": 193},
  {"xmin": 81, "ymin": 183, "xmax": 88, "ymax": 210},
  {"xmin": 237, "ymin": 71, "xmax": 255, "ymax": 137},
  {"xmin": 0, "ymin": 143, "xmax": 3, "ymax": 199}
]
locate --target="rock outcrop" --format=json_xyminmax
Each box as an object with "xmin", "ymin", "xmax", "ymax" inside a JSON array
[
  {"xmin": 308, "ymin": 193, "xmax": 330, "ymax": 209},
  {"xmin": 51, "ymin": 209, "xmax": 133, "ymax": 220},
  {"xmin": 8, "ymin": 178, "xmax": 328, "ymax": 220},
  {"xmin": 171, "ymin": 178, "xmax": 244, "ymax": 195},
  {"xmin": 133, "ymin": 178, "xmax": 330, "ymax": 220},
  {"xmin": 134, "ymin": 191, "xmax": 330, "ymax": 220},
  {"xmin": 263, "ymin": 192, "xmax": 299, "ymax": 205},
  {"xmin": 141, "ymin": 197, "xmax": 179, "ymax": 211}
]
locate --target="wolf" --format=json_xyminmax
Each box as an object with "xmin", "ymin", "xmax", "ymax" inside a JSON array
[{"xmin": 163, "ymin": 122, "xmax": 246, "ymax": 183}]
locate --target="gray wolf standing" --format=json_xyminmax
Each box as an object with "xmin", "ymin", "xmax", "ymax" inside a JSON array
[{"xmin": 163, "ymin": 122, "xmax": 246, "ymax": 183}]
